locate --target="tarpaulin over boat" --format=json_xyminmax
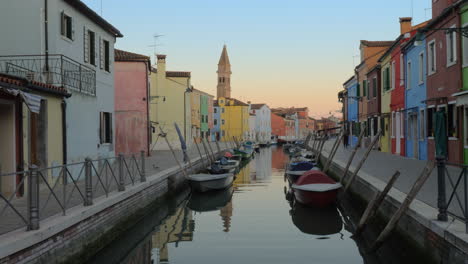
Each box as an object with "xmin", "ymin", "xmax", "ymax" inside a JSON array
[{"xmin": 289, "ymin": 162, "xmax": 315, "ymax": 171}]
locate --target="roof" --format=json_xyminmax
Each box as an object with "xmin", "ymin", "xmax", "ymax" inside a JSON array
[
  {"xmin": 151, "ymin": 67, "xmax": 191, "ymax": 78},
  {"xmin": 218, "ymin": 45, "xmax": 231, "ymax": 66},
  {"xmin": 227, "ymin": 97, "xmax": 249, "ymax": 106},
  {"xmin": 0, "ymin": 73, "xmax": 70, "ymax": 97},
  {"xmin": 343, "ymin": 75, "xmax": 356, "ymax": 86},
  {"xmin": 366, "ymin": 64, "xmax": 381, "ymax": 75},
  {"xmin": 115, "ymin": 49, "xmax": 150, "ymax": 62},
  {"xmin": 424, "ymin": 0, "xmax": 466, "ymax": 31},
  {"xmin": 64, "ymin": 0, "xmax": 123, "ymax": 38},
  {"xmin": 360, "ymin": 40, "xmax": 394, "ymax": 47},
  {"xmin": 250, "ymin": 103, "xmax": 267, "ymax": 110},
  {"xmin": 377, "ymin": 36, "xmax": 403, "ymax": 63},
  {"xmin": 192, "ymin": 88, "xmax": 214, "ymax": 98}
]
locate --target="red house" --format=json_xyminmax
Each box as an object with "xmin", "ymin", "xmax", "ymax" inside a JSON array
[
  {"xmin": 425, "ymin": 0, "xmax": 463, "ymax": 163},
  {"xmin": 271, "ymin": 112, "xmax": 286, "ymax": 141},
  {"xmin": 114, "ymin": 49, "xmax": 151, "ymax": 155}
]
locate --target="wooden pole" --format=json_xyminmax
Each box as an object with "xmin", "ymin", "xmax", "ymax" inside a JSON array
[
  {"xmin": 340, "ymin": 125, "xmax": 368, "ymax": 184},
  {"xmin": 316, "ymin": 136, "xmax": 326, "ymax": 162},
  {"xmin": 206, "ymin": 138, "xmax": 217, "ymax": 161},
  {"xmin": 323, "ymin": 131, "xmax": 344, "ymax": 173},
  {"xmin": 159, "ymin": 127, "xmax": 188, "ymax": 178},
  {"xmin": 201, "ymin": 139, "xmax": 214, "ymax": 163},
  {"xmin": 343, "ymin": 130, "xmax": 382, "ymax": 193},
  {"xmin": 194, "ymin": 137, "xmax": 206, "ymax": 168},
  {"xmin": 215, "ymin": 140, "xmax": 222, "ymax": 155},
  {"xmin": 355, "ymin": 170, "xmax": 401, "ymax": 235},
  {"xmin": 370, "ymin": 162, "xmax": 435, "ymax": 252}
]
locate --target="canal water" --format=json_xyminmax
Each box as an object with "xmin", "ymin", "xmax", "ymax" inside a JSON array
[{"xmin": 89, "ymin": 146, "xmax": 431, "ymax": 264}]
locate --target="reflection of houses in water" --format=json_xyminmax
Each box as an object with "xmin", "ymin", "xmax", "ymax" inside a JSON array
[
  {"xmin": 219, "ymin": 200, "xmax": 233, "ymax": 232},
  {"xmin": 120, "ymin": 238, "xmax": 153, "ymax": 264},
  {"xmin": 271, "ymin": 146, "xmax": 288, "ymax": 169},
  {"xmin": 255, "ymin": 148, "xmax": 272, "ymax": 180},
  {"xmin": 152, "ymin": 206, "xmax": 193, "ymax": 263},
  {"xmin": 233, "ymin": 162, "xmax": 252, "ymax": 185}
]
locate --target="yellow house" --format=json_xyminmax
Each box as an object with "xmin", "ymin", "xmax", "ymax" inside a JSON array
[
  {"xmin": 190, "ymin": 88, "xmax": 201, "ymax": 142},
  {"xmin": 218, "ymin": 97, "xmax": 249, "ymax": 142},
  {"xmin": 150, "ymin": 55, "xmax": 192, "ymax": 151},
  {"xmin": 379, "ymin": 53, "xmax": 392, "ymax": 153}
]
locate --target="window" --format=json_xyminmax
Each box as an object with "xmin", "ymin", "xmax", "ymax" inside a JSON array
[
  {"xmin": 356, "ymin": 83, "xmax": 360, "ymax": 97},
  {"xmin": 100, "ymin": 112, "xmax": 112, "ymax": 144},
  {"xmin": 372, "ymin": 77, "xmax": 377, "ymax": 98},
  {"xmin": 214, "ymin": 119, "xmax": 218, "ymax": 125},
  {"xmin": 427, "ymin": 107, "xmax": 435, "ymax": 137},
  {"xmin": 428, "ymin": 40, "xmax": 436, "ymax": 74},
  {"xmin": 383, "ymin": 67, "xmax": 390, "ymax": 91},
  {"xmin": 85, "ymin": 29, "xmax": 96, "ymax": 66},
  {"xmin": 61, "ymin": 12, "xmax": 73, "ymax": 40},
  {"xmin": 222, "ymin": 130, "xmax": 225, "ymax": 137},
  {"xmin": 221, "ymin": 108, "xmax": 225, "ymax": 113},
  {"xmin": 463, "ymin": 23, "xmax": 468, "ymax": 67},
  {"xmin": 214, "ymin": 108, "xmax": 217, "ymax": 113},
  {"xmin": 448, "ymin": 104, "xmax": 457, "ymax": 137},
  {"xmin": 363, "ymin": 80, "xmax": 367, "ymax": 98},
  {"xmin": 222, "ymin": 119, "xmax": 225, "ymax": 125},
  {"xmin": 391, "ymin": 61, "xmax": 395, "ymax": 90},
  {"xmin": 407, "ymin": 61, "xmax": 412, "ymax": 89},
  {"xmin": 419, "ymin": 109, "xmax": 425, "ymax": 140},
  {"xmin": 103, "ymin": 40, "xmax": 110, "ymax": 72},
  {"xmin": 400, "ymin": 54, "xmax": 404, "ymax": 85},
  {"xmin": 418, "ymin": 52, "xmax": 424, "ymax": 84},
  {"xmin": 446, "ymin": 26, "xmax": 457, "ymax": 66}
]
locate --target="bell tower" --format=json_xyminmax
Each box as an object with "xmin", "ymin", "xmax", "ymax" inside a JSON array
[{"xmin": 217, "ymin": 45, "xmax": 232, "ymax": 98}]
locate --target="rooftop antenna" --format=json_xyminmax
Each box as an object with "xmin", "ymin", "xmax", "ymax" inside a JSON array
[
  {"xmin": 149, "ymin": 34, "xmax": 164, "ymax": 62},
  {"xmin": 100, "ymin": 0, "xmax": 103, "ymax": 16}
]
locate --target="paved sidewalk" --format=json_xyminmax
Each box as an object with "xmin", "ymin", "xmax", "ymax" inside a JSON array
[{"xmin": 0, "ymin": 141, "xmax": 232, "ymax": 235}]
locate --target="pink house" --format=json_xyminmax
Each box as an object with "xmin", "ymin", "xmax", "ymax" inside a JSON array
[{"xmin": 114, "ymin": 49, "xmax": 151, "ymax": 155}]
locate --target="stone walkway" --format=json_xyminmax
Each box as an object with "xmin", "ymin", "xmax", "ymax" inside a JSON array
[
  {"xmin": 0, "ymin": 141, "xmax": 231, "ymax": 235},
  {"xmin": 317, "ymin": 139, "xmax": 466, "ymax": 219}
]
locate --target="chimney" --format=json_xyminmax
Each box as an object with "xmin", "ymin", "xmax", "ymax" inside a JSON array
[
  {"xmin": 399, "ymin": 17, "xmax": 412, "ymax": 34},
  {"xmin": 156, "ymin": 54, "xmax": 166, "ymax": 75}
]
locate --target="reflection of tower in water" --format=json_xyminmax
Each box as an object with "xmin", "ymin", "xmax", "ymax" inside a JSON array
[
  {"xmin": 151, "ymin": 205, "xmax": 193, "ymax": 263},
  {"xmin": 219, "ymin": 200, "xmax": 233, "ymax": 232},
  {"xmin": 233, "ymin": 162, "xmax": 251, "ymax": 185}
]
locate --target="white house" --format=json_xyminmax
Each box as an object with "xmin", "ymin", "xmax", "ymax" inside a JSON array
[
  {"xmin": 248, "ymin": 113, "xmax": 256, "ymax": 141},
  {"xmin": 250, "ymin": 104, "xmax": 272, "ymax": 144},
  {"xmin": 0, "ymin": 0, "xmax": 123, "ymax": 163}
]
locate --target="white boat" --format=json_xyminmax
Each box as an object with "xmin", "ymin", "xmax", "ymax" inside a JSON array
[
  {"xmin": 188, "ymin": 173, "xmax": 234, "ymax": 192},
  {"xmin": 212, "ymin": 159, "xmax": 240, "ymax": 170}
]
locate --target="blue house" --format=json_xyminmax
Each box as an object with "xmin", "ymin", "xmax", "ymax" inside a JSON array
[
  {"xmin": 403, "ymin": 37, "xmax": 427, "ymax": 160},
  {"xmin": 344, "ymin": 76, "xmax": 359, "ymax": 147},
  {"xmin": 212, "ymin": 101, "xmax": 222, "ymax": 141}
]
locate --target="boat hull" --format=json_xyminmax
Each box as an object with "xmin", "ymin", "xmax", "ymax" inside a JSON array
[
  {"xmin": 293, "ymin": 188, "xmax": 339, "ymax": 208},
  {"xmin": 189, "ymin": 175, "xmax": 234, "ymax": 193}
]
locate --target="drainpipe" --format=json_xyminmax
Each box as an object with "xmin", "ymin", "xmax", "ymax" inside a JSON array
[
  {"xmin": 61, "ymin": 100, "xmax": 67, "ymax": 165},
  {"xmin": 44, "ymin": 0, "xmax": 49, "ymax": 71}
]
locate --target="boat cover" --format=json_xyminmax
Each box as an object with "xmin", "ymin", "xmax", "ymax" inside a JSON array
[
  {"xmin": 188, "ymin": 173, "xmax": 233, "ymax": 182},
  {"xmin": 292, "ymin": 183, "xmax": 342, "ymax": 192},
  {"xmin": 289, "ymin": 162, "xmax": 316, "ymax": 171},
  {"xmin": 292, "ymin": 170, "xmax": 342, "ymax": 192}
]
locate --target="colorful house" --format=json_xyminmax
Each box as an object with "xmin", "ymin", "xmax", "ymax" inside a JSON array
[
  {"xmin": 218, "ymin": 97, "xmax": 250, "ymax": 141},
  {"xmin": 459, "ymin": 3, "xmax": 468, "ymax": 164},
  {"xmin": 425, "ymin": 0, "xmax": 463, "ymax": 163},
  {"xmin": 379, "ymin": 42, "xmax": 396, "ymax": 153},
  {"xmin": 344, "ymin": 75, "xmax": 359, "ymax": 147},
  {"xmin": 190, "ymin": 88, "xmax": 202, "ymax": 142},
  {"xmin": 196, "ymin": 89, "xmax": 214, "ymax": 141},
  {"xmin": 212, "ymin": 101, "xmax": 223, "ymax": 141},
  {"xmin": 114, "ymin": 49, "xmax": 151, "ymax": 155},
  {"xmin": 150, "ymin": 55, "xmax": 192, "ymax": 150},
  {"xmin": 0, "ymin": 75, "xmax": 70, "ymax": 195},
  {"xmin": 403, "ymin": 34, "xmax": 427, "ymax": 160},
  {"xmin": 366, "ymin": 65, "xmax": 381, "ymax": 145},
  {"xmin": 250, "ymin": 104, "xmax": 272, "ymax": 144},
  {"xmin": 271, "ymin": 113, "xmax": 286, "ymax": 141}
]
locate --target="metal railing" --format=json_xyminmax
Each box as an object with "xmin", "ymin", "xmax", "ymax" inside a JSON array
[
  {"xmin": 436, "ymin": 158, "xmax": 468, "ymax": 233},
  {"xmin": 0, "ymin": 54, "xmax": 96, "ymax": 96},
  {"xmin": 0, "ymin": 151, "xmax": 145, "ymax": 235}
]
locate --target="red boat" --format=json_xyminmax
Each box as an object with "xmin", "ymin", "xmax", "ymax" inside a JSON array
[{"xmin": 291, "ymin": 170, "xmax": 342, "ymax": 208}]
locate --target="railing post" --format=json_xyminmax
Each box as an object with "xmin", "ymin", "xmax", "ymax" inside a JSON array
[
  {"xmin": 118, "ymin": 154, "xmax": 125, "ymax": 191},
  {"xmin": 464, "ymin": 167, "xmax": 468, "ymax": 233},
  {"xmin": 436, "ymin": 156, "xmax": 448, "ymax": 221},
  {"xmin": 84, "ymin": 158, "xmax": 93, "ymax": 206},
  {"xmin": 140, "ymin": 151, "xmax": 146, "ymax": 182},
  {"xmin": 28, "ymin": 165, "xmax": 40, "ymax": 230}
]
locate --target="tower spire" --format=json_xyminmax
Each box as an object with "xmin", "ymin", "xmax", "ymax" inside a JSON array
[{"xmin": 217, "ymin": 45, "xmax": 232, "ymax": 98}]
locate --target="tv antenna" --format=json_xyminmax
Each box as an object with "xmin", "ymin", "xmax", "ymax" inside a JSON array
[{"xmin": 149, "ymin": 34, "xmax": 165, "ymax": 61}]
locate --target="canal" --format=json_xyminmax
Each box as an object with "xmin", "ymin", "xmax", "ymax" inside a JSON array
[{"xmin": 89, "ymin": 146, "xmax": 433, "ymax": 264}]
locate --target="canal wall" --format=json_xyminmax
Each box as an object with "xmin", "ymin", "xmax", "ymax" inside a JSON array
[
  {"xmin": 0, "ymin": 151, "xmax": 222, "ymax": 264},
  {"xmin": 319, "ymin": 152, "xmax": 468, "ymax": 264}
]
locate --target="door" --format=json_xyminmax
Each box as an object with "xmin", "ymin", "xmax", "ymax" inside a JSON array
[
  {"xmin": 396, "ymin": 112, "xmax": 401, "ymax": 154},
  {"xmin": 0, "ymin": 102, "xmax": 16, "ymax": 195},
  {"xmin": 411, "ymin": 113, "xmax": 419, "ymax": 159}
]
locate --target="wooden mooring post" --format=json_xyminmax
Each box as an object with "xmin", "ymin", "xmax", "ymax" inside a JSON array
[
  {"xmin": 206, "ymin": 139, "xmax": 217, "ymax": 160},
  {"xmin": 323, "ymin": 131, "xmax": 344, "ymax": 173},
  {"xmin": 340, "ymin": 125, "xmax": 367, "ymax": 184},
  {"xmin": 194, "ymin": 138, "xmax": 206, "ymax": 168},
  {"xmin": 369, "ymin": 162, "xmax": 434, "ymax": 252},
  {"xmin": 355, "ymin": 170, "xmax": 401, "ymax": 235},
  {"xmin": 343, "ymin": 130, "xmax": 381, "ymax": 194},
  {"xmin": 159, "ymin": 127, "xmax": 188, "ymax": 178},
  {"xmin": 201, "ymin": 139, "xmax": 214, "ymax": 163}
]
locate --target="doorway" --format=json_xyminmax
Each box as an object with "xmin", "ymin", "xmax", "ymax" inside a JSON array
[
  {"xmin": 396, "ymin": 112, "xmax": 401, "ymax": 154},
  {"xmin": 0, "ymin": 101, "xmax": 16, "ymax": 195},
  {"xmin": 410, "ymin": 113, "xmax": 419, "ymax": 159}
]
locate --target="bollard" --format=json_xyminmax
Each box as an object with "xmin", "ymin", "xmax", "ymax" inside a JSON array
[
  {"xmin": 28, "ymin": 165, "xmax": 40, "ymax": 230},
  {"xmin": 436, "ymin": 156, "xmax": 448, "ymax": 221},
  {"xmin": 140, "ymin": 150, "xmax": 146, "ymax": 182},
  {"xmin": 118, "ymin": 154, "xmax": 125, "ymax": 191},
  {"xmin": 84, "ymin": 158, "xmax": 93, "ymax": 206}
]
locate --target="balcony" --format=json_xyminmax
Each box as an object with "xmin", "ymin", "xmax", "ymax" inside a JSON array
[{"xmin": 0, "ymin": 54, "xmax": 96, "ymax": 96}]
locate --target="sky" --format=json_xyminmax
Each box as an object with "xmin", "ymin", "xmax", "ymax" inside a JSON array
[{"xmin": 83, "ymin": 0, "xmax": 432, "ymax": 118}]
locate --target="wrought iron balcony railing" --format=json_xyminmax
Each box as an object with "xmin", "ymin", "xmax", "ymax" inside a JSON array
[{"xmin": 0, "ymin": 54, "xmax": 96, "ymax": 96}]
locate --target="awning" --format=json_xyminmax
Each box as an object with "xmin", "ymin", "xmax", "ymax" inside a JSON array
[{"xmin": 0, "ymin": 86, "xmax": 42, "ymax": 114}]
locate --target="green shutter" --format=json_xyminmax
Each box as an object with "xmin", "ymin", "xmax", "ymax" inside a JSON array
[{"xmin": 363, "ymin": 81, "xmax": 366, "ymax": 97}]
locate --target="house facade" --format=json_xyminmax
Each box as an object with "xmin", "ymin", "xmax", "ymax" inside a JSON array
[
  {"xmin": 250, "ymin": 104, "xmax": 272, "ymax": 144},
  {"xmin": 379, "ymin": 44, "xmax": 395, "ymax": 153},
  {"xmin": 218, "ymin": 97, "xmax": 250, "ymax": 141},
  {"xmin": 459, "ymin": 3, "xmax": 468, "ymax": 163},
  {"xmin": 114, "ymin": 49, "xmax": 151, "ymax": 155},
  {"xmin": 190, "ymin": 89, "xmax": 202, "ymax": 142},
  {"xmin": 271, "ymin": 113, "xmax": 286, "ymax": 141},
  {"xmin": 0, "ymin": 0, "xmax": 123, "ymax": 165},
  {"xmin": 344, "ymin": 76, "xmax": 359, "ymax": 147},
  {"xmin": 150, "ymin": 55, "xmax": 192, "ymax": 150},
  {"xmin": 366, "ymin": 65, "xmax": 381, "ymax": 145},
  {"xmin": 197, "ymin": 89, "xmax": 214, "ymax": 141}
]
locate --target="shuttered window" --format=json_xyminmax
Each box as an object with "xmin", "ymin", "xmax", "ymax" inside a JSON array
[
  {"xmin": 61, "ymin": 11, "xmax": 74, "ymax": 40},
  {"xmin": 100, "ymin": 112, "xmax": 113, "ymax": 144},
  {"xmin": 372, "ymin": 77, "xmax": 377, "ymax": 98}
]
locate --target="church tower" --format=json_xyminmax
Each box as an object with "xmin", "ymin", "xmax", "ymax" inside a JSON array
[{"xmin": 217, "ymin": 45, "xmax": 232, "ymax": 98}]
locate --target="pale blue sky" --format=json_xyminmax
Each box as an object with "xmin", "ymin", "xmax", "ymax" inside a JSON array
[{"xmin": 83, "ymin": 0, "xmax": 432, "ymax": 117}]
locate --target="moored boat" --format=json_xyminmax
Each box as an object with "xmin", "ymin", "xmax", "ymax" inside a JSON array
[
  {"xmin": 188, "ymin": 173, "xmax": 234, "ymax": 192},
  {"xmin": 234, "ymin": 148, "xmax": 253, "ymax": 160},
  {"xmin": 292, "ymin": 170, "xmax": 341, "ymax": 207}
]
